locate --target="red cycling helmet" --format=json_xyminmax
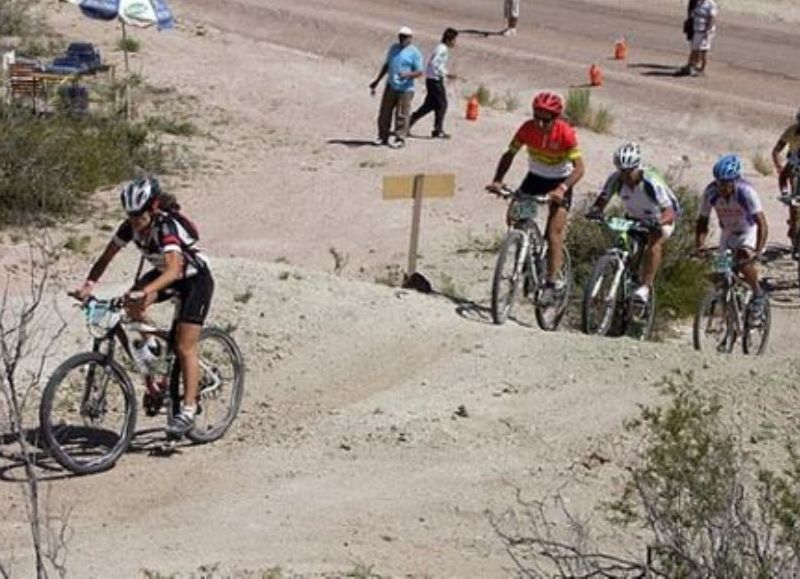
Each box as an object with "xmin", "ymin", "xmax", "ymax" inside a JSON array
[{"xmin": 532, "ymin": 91, "xmax": 564, "ymax": 116}]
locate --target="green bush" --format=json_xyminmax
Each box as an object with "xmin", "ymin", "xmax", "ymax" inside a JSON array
[
  {"xmin": 500, "ymin": 371, "xmax": 800, "ymax": 577},
  {"xmin": 565, "ymin": 88, "xmax": 614, "ymax": 134},
  {"xmin": 0, "ymin": 0, "xmax": 38, "ymax": 37},
  {"xmin": 117, "ymin": 36, "xmax": 141, "ymax": 53},
  {"xmin": 0, "ymin": 107, "xmax": 168, "ymax": 226},
  {"xmin": 591, "ymin": 106, "xmax": 614, "ymax": 134},
  {"xmin": 475, "ymin": 84, "xmax": 492, "ymax": 107},
  {"xmin": 655, "ymin": 185, "xmax": 708, "ymax": 320},
  {"xmin": 565, "ymin": 88, "xmax": 592, "ymax": 127},
  {"xmin": 145, "ymin": 116, "xmax": 198, "ymax": 137}
]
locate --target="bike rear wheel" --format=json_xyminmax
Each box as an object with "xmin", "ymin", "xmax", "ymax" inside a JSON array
[
  {"xmin": 40, "ymin": 352, "xmax": 136, "ymax": 475},
  {"xmin": 491, "ymin": 230, "xmax": 525, "ymax": 325},
  {"xmin": 743, "ymin": 296, "xmax": 771, "ymax": 356},
  {"xmin": 693, "ymin": 290, "xmax": 734, "ymax": 353},
  {"xmin": 535, "ymin": 244, "xmax": 572, "ymax": 331},
  {"xmin": 186, "ymin": 327, "xmax": 245, "ymax": 444},
  {"xmin": 581, "ymin": 254, "xmax": 621, "ymax": 336}
]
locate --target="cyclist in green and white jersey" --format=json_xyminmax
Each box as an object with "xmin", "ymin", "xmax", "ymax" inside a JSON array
[{"xmin": 587, "ymin": 142, "xmax": 680, "ymax": 304}]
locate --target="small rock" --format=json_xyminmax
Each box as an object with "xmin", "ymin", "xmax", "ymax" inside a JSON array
[{"xmin": 454, "ymin": 404, "xmax": 469, "ymax": 418}]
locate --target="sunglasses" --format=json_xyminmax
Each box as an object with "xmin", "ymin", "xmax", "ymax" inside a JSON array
[
  {"xmin": 127, "ymin": 210, "xmax": 151, "ymax": 222},
  {"xmin": 534, "ymin": 113, "xmax": 556, "ymax": 124}
]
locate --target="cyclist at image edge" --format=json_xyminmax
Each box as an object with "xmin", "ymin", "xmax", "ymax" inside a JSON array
[
  {"xmin": 771, "ymin": 107, "xmax": 800, "ymax": 175},
  {"xmin": 587, "ymin": 142, "xmax": 680, "ymax": 305},
  {"xmin": 487, "ymin": 91, "xmax": 585, "ymax": 303},
  {"xmin": 778, "ymin": 151, "xmax": 800, "ymax": 252},
  {"xmin": 771, "ymin": 108, "xmax": 800, "ymax": 242},
  {"xmin": 74, "ymin": 177, "xmax": 214, "ymax": 437},
  {"xmin": 695, "ymin": 154, "xmax": 768, "ymax": 312}
]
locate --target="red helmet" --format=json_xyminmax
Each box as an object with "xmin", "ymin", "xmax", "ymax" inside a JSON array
[{"xmin": 532, "ymin": 91, "xmax": 564, "ymax": 116}]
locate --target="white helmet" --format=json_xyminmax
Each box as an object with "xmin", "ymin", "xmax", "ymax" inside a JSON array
[
  {"xmin": 787, "ymin": 150, "xmax": 800, "ymax": 177},
  {"xmin": 613, "ymin": 142, "xmax": 642, "ymax": 170},
  {"xmin": 120, "ymin": 177, "xmax": 160, "ymax": 215}
]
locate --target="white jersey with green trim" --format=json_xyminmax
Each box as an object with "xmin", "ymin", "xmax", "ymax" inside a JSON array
[{"xmin": 598, "ymin": 167, "xmax": 680, "ymax": 222}]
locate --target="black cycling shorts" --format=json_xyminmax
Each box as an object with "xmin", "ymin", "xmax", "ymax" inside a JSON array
[
  {"xmin": 134, "ymin": 269, "xmax": 215, "ymax": 325},
  {"xmin": 519, "ymin": 172, "xmax": 573, "ymax": 210}
]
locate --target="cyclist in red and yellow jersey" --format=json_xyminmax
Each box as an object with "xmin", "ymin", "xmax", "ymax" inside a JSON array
[{"xmin": 487, "ymin": 91, "xmax": 585, "ymax": 303}]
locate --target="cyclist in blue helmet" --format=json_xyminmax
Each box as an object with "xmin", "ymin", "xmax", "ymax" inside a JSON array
[{"xmin": 696, "ymin": 154, "xmax": 768, "ymax": 314}]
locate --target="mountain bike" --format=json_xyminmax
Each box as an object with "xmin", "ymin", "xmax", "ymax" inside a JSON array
[
  {"xmin": 489, "ymin": 185, "xmax": 572, "ymax": 331},
  {"xmin": 581, "ymin": 216, "xmax": 655, "ymax": 340},
  {"xmin": 693, "ymin": 249, "xmax": 770, "ymax": 355},
  {"xmin": 778, "ymin": 193, "xmax": 800, "ymax": 290},
  {"xmin": 40, "ymin": 294, "xmax": 245, "ymax": 475}
]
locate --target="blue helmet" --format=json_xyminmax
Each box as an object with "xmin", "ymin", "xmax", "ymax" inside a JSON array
[{"xmin": 712, "ymin": 154, "xmax": 742, "ymax": 182}]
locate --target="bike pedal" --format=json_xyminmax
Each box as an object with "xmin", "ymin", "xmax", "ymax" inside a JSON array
[{"xmin": 150, "ymin": 439, "xmax": 179, "ymax": 457}]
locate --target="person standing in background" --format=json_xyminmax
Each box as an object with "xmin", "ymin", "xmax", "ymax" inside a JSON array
[
  {"xmin": 369, "ymin": 26, "xmax": 424, "ymax": 148},
  {"xmin": 503, "ymin": 0, "xmax": 520, "ymax": 36},
  {"xmin": 409, "ymin": 28, "xmax": 459, "ymax": 139},
  {"xmin": 682, "ymin": 0, "xmax": 718, "ymax": 76}
]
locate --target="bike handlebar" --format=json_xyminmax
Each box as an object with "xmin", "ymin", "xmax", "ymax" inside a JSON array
[
  {"xmin": 585, "ymin": 213, "xmax": 657, "ymax": 234},
  {"xmin": 486, "ymin": 184, "xmax": 549, "ymax": 203},
  {"xmin": 694, "ymin": 246, "xmax": 763, "ymax": 266},
  {"xmin": 68, "ymin": 292, "xmax": 125, "ymax": 311}
]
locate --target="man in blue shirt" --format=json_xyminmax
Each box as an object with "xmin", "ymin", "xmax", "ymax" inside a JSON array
[{"xmin": 369, "ymin": 26, "xmax": 424, "ymax": 148}]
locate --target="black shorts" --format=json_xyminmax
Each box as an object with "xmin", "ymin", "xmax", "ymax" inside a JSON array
[
  {"xmin": 519, "ymin": 172, "xmax": 573, "ymax": 210},
  {"xmin": 134, "ymin": 269, "xmax": 215, "ymax": 325}
]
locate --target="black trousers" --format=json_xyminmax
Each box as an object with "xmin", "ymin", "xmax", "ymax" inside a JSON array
[{"xmin": 410, "ymin": 78, "xmax": 448, "ymax": 134}]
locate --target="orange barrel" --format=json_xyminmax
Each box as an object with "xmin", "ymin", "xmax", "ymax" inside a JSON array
[
  {"xmin": 466, "ymin": 95, "xmax": 479, "ymax": 120},
  {"xmin": 614, "ymin": 38, "xmax": 628, "ymax": 60},
  {"xmin": 589, "ymin": 64, "xmax": 603, "ymax": 87}
]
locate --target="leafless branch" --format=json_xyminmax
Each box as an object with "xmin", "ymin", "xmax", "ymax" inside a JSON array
[{"xmin": 0, "ymin": 234, "xmax": 71, "ymax": 577}]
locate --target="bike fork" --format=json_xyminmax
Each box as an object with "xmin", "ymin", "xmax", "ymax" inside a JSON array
[
  {"xmin": 514, "ymin": 234, "xmax": 531, "ymax": 276},
  {"xmin": 606, "ymin": 257, "xmax": 626, "ymax": 302}
]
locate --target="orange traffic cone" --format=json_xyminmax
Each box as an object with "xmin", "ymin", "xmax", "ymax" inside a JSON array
[
  {"xmin": 466, "ymin": 95, "xmax": 479, "ymax": 120},
  {"xmin": 614, "ymin": 37, "xmax": 628, "ymax": 60},
  {"xmin": 589, "ymin": 64, "xmax": 603, "ymax": 87}
]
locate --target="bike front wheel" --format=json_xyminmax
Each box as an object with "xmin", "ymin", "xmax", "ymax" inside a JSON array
[
  {"xmin": 693, "ymin": 290, "xmax": 734, "ymax": 353},
  {"xmin": 535, "ymin": 244, "xmax": 572, "ymax": 331},
  {"xmin": 186, "ymin": 327, "xmax": 245, "ymax": 444},
  {"xmin": 581, "ymin": 254, "xmax": 621, "ymax": 336},
  {"xmin": 490, "ymin": 230, "xmax": 525, "ymax": 325},
  {"xmin": 626, "ymin": 289, "xmax": 656, "ymax": 341},
  {"xmin": 40, "ymin": 352, "xmax": 137, "ymax": 475},
  {"xmin": 743, "ymin": 296, "xmax": 771, "ymax": 356}
]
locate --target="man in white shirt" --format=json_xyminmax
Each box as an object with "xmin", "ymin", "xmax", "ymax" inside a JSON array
[
  {"xmin": 503, "ymin": 0, "xmax": 520, "ymax": 36},
  {"xmin": 696, "ymin": 154, "xmax": 768, "ymax": 313},
  {"xmin": 409, "ymin": 28, "xmax": 458, "ymax": 139},
  {"xmin": 683, "ymin": 0, "xmax": 718, "ymax": 76},
  {"xmin": 587, "ymin": 142, "xmax": 680, "ymax": 304}
]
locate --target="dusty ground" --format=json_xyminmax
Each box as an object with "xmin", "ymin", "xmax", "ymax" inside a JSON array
[{"xmin": 1, "ymin": 0, "xmax": 800, "ymax": 576}]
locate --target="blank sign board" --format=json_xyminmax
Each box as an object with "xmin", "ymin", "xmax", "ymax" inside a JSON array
[{"xmin": 382, "ymin": 174, "xmax": 455, "ymax": 200}]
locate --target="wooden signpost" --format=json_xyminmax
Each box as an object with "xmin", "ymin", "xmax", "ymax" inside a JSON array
[{"xmin": 382, "ymin": 173, "xmax": 455, "ymax": 286}]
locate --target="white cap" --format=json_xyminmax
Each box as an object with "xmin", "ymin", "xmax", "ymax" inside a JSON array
[{"xmin": 398, "ymin": 26, "xmax": 413, "ymax": 36}]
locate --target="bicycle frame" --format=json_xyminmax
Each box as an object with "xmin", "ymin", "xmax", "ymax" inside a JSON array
[
  {"xmin": 599, "ymin": 218, "xmax": 646, "ymax": 304},
  {"xmin": 506, "ymin": 193, "xmax": 548, "ymax": 282},
  {"xmin": 709, "ymin": 253, "xmax": 751, "ymax": 342},
  {"xmin": 82, "ymin": 297, "xmax": 183, "ymax": 419}
]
